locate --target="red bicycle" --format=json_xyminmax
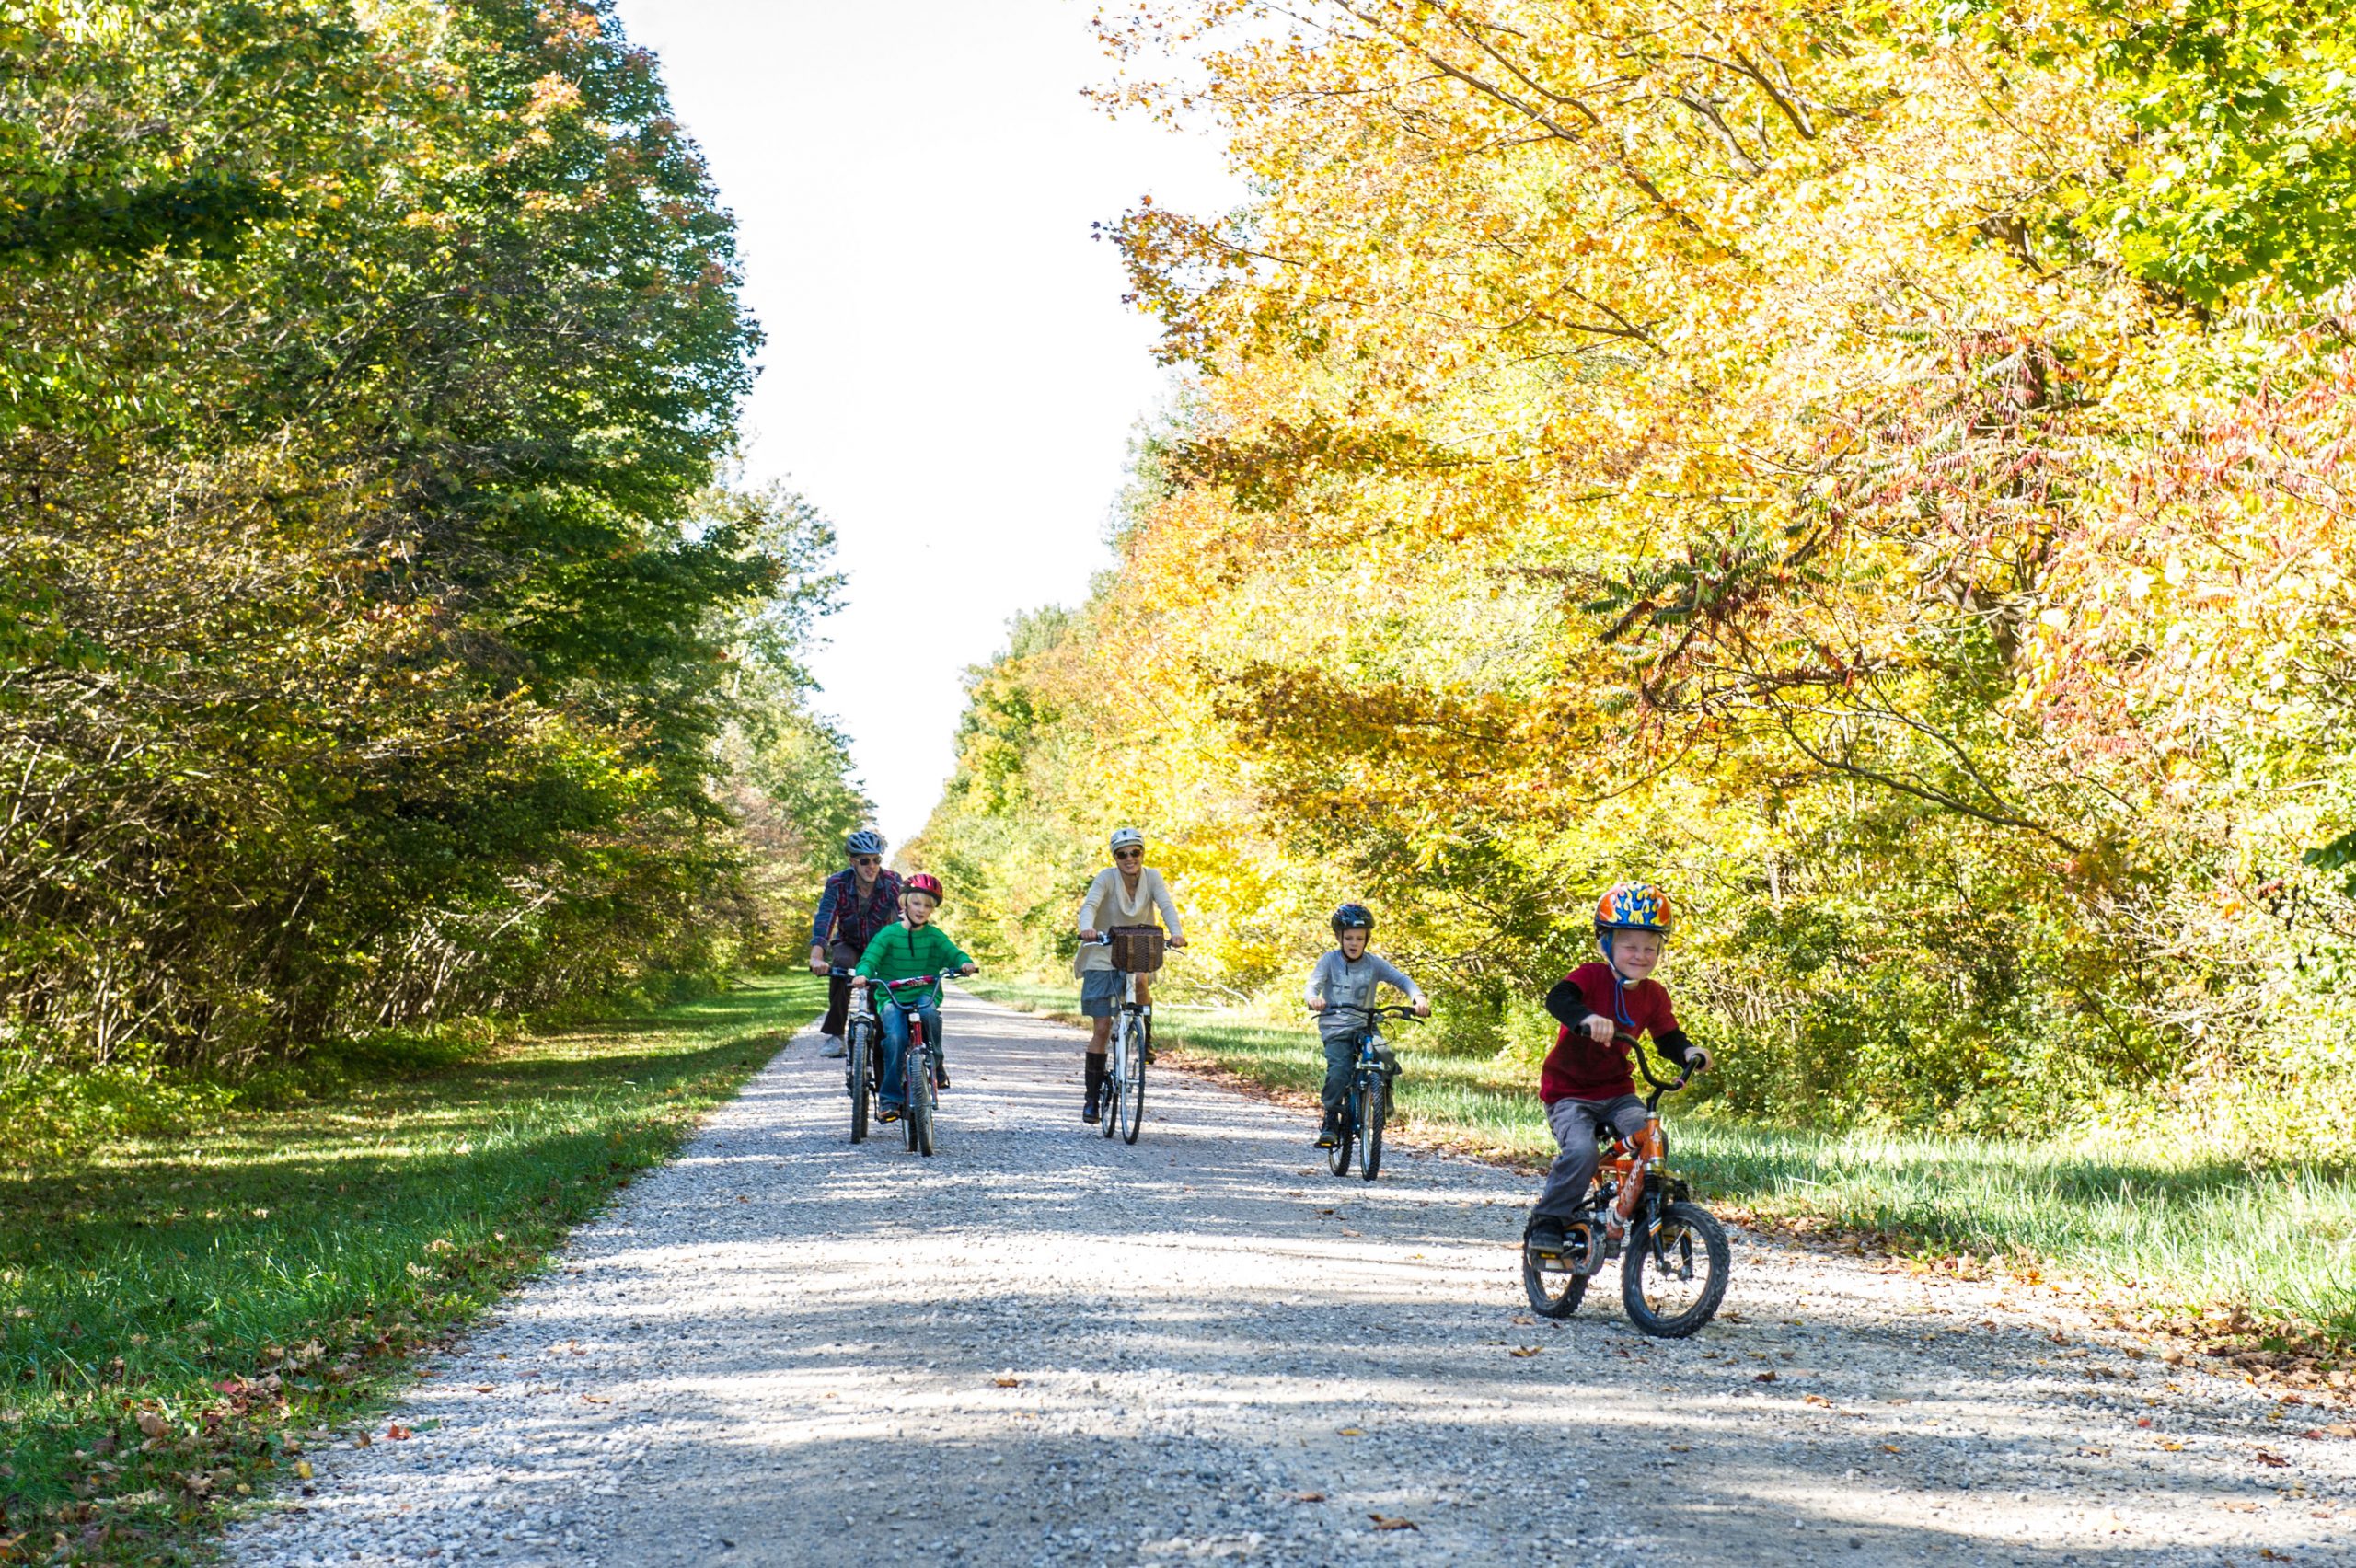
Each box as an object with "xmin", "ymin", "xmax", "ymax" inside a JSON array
[{"xmin": 866, "ymin": 974, "xmax": 958, "ymax": 1158}]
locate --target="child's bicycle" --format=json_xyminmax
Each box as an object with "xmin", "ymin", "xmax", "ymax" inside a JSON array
[
  {"xmin": 1522, "ymin": 1039, "xmax": 1729, "ymax": 1337},
  {"xmin": 1084, "ymin": 929, "xmax": 1168, "ymax": 1145},
  {"xmin": 828, "ymin": 968, "xmax": 884, "ymax": 1144},
  {"xmin": 868, "ymin": 974, "xmax": 961, "ymax": 1159},
  {"xmin": 1313, "ymin": 1003, "xmax": 1416, "ymax": 1181}
]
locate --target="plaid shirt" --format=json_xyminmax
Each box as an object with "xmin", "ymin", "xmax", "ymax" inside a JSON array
[{"xmin": 812, "ymin": 868, "xmax": 905, "ymax": 952}]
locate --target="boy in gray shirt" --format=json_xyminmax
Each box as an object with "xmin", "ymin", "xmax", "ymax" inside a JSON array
[{"xmin": 1304, "ymin": 903, "xmax": 1431, "ymax": 1147}]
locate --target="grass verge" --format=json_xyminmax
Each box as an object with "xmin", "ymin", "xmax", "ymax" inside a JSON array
[
  {"xmin": 0, "ymin": 972, "xmax": 823, "ymax": 1566},
  {"xmin": 966, "ymin": 977, "xmax": 2356, "ymax": 1365}
]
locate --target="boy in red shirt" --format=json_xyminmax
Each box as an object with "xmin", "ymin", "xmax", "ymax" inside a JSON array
[{"xmin": 1527, "ymin": 882, "xmax": 1714, "ymax": 1257}]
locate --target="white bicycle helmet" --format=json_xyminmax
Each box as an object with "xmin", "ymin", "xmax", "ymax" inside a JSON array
[{"xmin": 1108, "ymin": 826, "xmax": 1146, "ymax": 854}]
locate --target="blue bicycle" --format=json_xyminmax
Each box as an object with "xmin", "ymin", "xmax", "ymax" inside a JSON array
[
  {"xmin": 1316, "ymin": 1003, "xmax": 1416, "ymax": 1181},
  {"xmin": 828, "ymin": 967, "xmax": 882, "ymax": 1144}
]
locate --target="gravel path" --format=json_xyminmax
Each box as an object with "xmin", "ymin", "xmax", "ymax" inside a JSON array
[{"xmin": 226, "ymin": 989, "xmax": 2354, "ymax": 1567}]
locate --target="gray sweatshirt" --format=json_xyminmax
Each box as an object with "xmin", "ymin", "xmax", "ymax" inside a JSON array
[{"xmin": 1304, "ymin": 950, "xmax": 1426, "ymax": 1040}]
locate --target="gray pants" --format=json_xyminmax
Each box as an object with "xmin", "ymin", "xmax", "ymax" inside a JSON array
[
  {"xmin": 1533, "ymin": 1094, "xmax": 1650, "ymax": 1220},
  {"xmin": 1320, "ymin": 1035, "xmax": 1358, "ymax": 1121}
]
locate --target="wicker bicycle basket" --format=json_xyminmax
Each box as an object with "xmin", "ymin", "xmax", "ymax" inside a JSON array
[{"xmin": 1108, "ymin": 925, "xmax": 1167, "ymax": 974}]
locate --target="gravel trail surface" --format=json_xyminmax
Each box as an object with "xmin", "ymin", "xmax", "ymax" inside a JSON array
[{"xmin": 227, "ymin": 990, "xmax": 2354, "ymax": 1567}]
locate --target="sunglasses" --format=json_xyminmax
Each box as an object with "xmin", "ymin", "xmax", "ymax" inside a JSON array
[
  {"xmin": 853, "ymin": 856, "xmax": 882, "ymax": 867},
  {"xmin": 1114, "ymin": 847, "xmax": 1144, "ymax": 860}
]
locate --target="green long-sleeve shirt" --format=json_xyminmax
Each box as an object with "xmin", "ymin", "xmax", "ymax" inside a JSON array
[{"xmin": 854, "ymin": 920, "xmax": 972, "ymax": 1009}]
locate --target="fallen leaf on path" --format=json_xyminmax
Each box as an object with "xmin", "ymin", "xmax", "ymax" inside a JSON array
[
  {"xmin": 1803, "ymin": 1394, "xmax": 1832, "ymax": 1407},
  {"xmin": 135, "ymin": 1412, "xmax": 168, "ymax": 1439},
  {"xmin": 353, "ymin": 1434, "xmax": 372, "ymax": 1448},
  {"xmin": 2301, "ymin": 1429, "xmax": 2327, "ymax": 1441},
  {"xmin": 1510, "ymin": 1315, "xmax": 1534, "ymax": 1325},
  {"xmin": 294, "ymin": 1461, "xmax": 312, "ymax": 1481},
  {"xmin": 385, "ymin": 1425, "xmax": 411, "ymax": 1441},
  {"xmin": 2256, "ymin": 1450, "xmax": 2290, "ymax": 1467},
  {"xmin": 1341, "ymin": 1229, "xmax": 1362, "ymax": 1238},
  {"xmin": 2160, "ymin": 1441, "xmax": 2186, "ymax": 1451},
  {"xmin": 1291, "ymin": 1492, "xmax": 1324, "ymax": 1503},
  {"xmin": 1337, "ymin": 1427, "xmax": 1363, "ymax": 1436},
  {"xmin": 581, "ymin": 1394, "xmax": 609, "ymax": 1404},
  {"xmin": 1881, "ymin": 1445, "xmax": 1901, "ymax": 1454},
  {"xmin": 1754, "ymin": 1371, "xmax": 1778, "ymax": 1383},
  {"xmin": 2216, "ymin": 1500, "xmax": 2260, "ymax": 1512},
  {"xmin": 1369, "ymin": 1515, "xmax": 1418, "ymax": 1531},
  {"xmin": 736, "ymin": 1196, "xmax": 750, "ymax": 1205},
  {"xmin": 472, "ymin": 1386, "xmax": 495, "ymax": 1394},
  {"xmin": 1669, "ymin": 1445, "xmax": 1693, "ymax": 1453},
  {"xmin": 2136, "ymin": 1417, "xmax": 2152, "ymax": 1427},
  {"xmin": 2329, "ymin": 1424, "xmax": 2356, "ymax": 1438},
  {"xmin": 993, "ymin": 1378, "xmax": 1022, "ymax": 1389}
]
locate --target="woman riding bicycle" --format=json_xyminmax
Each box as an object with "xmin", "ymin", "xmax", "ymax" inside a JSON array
[{"xmin": 1074, "ymin": 826, "xmax": 1185, "ymax": 1124}]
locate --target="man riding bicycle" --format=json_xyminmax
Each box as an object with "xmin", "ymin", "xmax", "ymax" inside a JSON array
[{"xmin": 810, "ymin": 829, "xmax": 903, "ymax": 1058}]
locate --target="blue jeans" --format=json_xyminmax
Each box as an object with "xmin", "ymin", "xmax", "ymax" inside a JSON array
[{"xmin": 878, "ymin": 998, "xmax": 941, "ymax": 1107}]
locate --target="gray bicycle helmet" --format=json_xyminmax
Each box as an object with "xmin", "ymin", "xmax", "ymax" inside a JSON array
[
  {"xmin": 1331, "ymin": 903, "xmax": 1375, "ymax": 936},
  {"xmin": 845, "ymin": 829, "xmax": 887, "ymax": 857}
]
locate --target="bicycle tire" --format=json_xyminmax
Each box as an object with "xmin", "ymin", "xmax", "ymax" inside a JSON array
[
  {"xmin": 1326, "ymin": 1100, "xmax": 1353, "ymax": 1177},
  {"xmin": 903, "ymin": 1042, "xmax": 927, "ymax": 1153},
  {"xmin": 912, "ymin": 1054, "xmax": 936, "ymax": 1158},
  {"xmin": 1621, "ymin": 1198, "xmax": 1729, "ymax": 1338},
  {"xmin": 849, "ymin": 1029, "xmax": 870, "ymax": 1145},
  {"xmin": 1357, "ymin": 1072, "xmax": 1384, "ymax": 1181},
  {"xmin": 1119, "ymin": 1015, "xmax": 1147, "ymax": 1145},
  {"xmin": 1523, "ymin": 1233, "xmax": 1589, "ymax": 1319}
]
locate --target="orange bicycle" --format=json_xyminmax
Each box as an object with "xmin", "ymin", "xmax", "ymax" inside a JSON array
[{"xmin": 1522, "ymin": 1038, "xmax": 1728, "ymax": 1336}]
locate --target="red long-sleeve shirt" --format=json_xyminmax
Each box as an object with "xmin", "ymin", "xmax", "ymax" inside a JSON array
[{"xmin": 1539, "ymin": 962, "xmax": 1688, "ymax": 1105}]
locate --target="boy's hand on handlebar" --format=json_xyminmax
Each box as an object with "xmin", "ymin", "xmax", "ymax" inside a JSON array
[
  {"xmin": 1413, "ymin": 998, "xmax": 1431, "ymax": 1019},
  {"xmin": 1684, "ymin": 1045, "xmax": 1715, "ymax": 1074},
  {"xmin": 1582, "ymin": 1013, "xmax": 1614, "ymax": 1043},
  {"xmin": 1306, "ymin": 996, "xmax": 1326, "ymax": 1013},
  {"xmin": 956, "ymin": 963, "xmax": 978, "ymax": 977}
]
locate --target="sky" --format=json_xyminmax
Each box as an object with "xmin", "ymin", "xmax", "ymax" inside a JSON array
[{"xmin": 606, "ymin": 0, "xmax": 1236, "ymax": 847}]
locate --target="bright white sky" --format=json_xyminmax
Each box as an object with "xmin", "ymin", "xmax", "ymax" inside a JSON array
[{"xmin": 607, "ymin": 0, "xmax": 1235, "ymax": 847}]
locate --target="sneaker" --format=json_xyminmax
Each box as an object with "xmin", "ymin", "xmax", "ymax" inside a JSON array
[
  {"xmin": 934, "ymin": 1066, "xmax": 950, "ymax": 1090},
  {"xmin": 1313, "ymin": 1123, "xmax": 1340, "ymax": 1150},
  {"xmin": 1527, "ymin": 1218, "xmax": 1568, "ymax": 1256},
  {"xmin": 1080, "ymin": 1101, "xmax": 1101, "ymax": 1124},
  {"xmin": 878, "ymin": 1103, "xmax": 902, "ymax": 1124},
  {"xmin": 821, "ymin": 1036, "xmax": 847, "ymax": 1059}
]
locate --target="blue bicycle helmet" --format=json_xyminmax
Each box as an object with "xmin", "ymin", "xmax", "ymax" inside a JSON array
[{"xmin": 846, "ymin": 829, "xmax": 886, "ymax": 858}]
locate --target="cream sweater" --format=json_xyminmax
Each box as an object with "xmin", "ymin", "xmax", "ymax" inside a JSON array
[{"xmin": 1073, "ymin": 866, "xmax": 1184, "ymax": 975}]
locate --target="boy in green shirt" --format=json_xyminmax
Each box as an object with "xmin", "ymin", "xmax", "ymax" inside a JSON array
[{"xmin": 852, "ymin": 872, "xmax": 976, "ymax": 1120}]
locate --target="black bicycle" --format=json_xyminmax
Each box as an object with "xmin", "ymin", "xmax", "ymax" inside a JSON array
[
  {"xmin": 829, "ymin": 968, "xmax": 883, "ymax": 1144},
  {"xmin": 1522, "ymin": 1041, "xmax": 1729, "ymax": 1336},
  {"xmin": 1316, "ymin": 1003, "xmax": 1417, "ymax": 1181}
]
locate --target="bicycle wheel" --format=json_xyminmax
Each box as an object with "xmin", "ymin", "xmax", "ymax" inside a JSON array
[
  {"xmin": 1523, "ymin": 1221, "xmax": 1593, "ymax": 1319},
  {"xmin": 1118, "ymin": 1015, "xmax": 1147, "ymax": 1145},
  {"xmin": 1357, "ymin": 1072, "xmax": 1384, "ymax": 1182},
  {"xmin": 1326, "ymin": 1099, "xmax": 1353, "ymax": 1177},
  {"xmin": 903, "ymin": 1043, "xmax": 928, "ymax": 1153},
  {"xmin": 911, "ymin": 1051, "xmax": 936, "ymax": 1159},
  {"xmin": 1621, "ymin": 1198, "xmax": 1730, "ymax": 1337},
  {"xmin": 848, "ymin": 1028, "xmax": 870, "ymax": 1144}
]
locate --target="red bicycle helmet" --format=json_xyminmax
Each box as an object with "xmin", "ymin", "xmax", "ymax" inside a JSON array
[{"xmin": 903, "ymin": 872, "xmax": 946, "ymax": 905}]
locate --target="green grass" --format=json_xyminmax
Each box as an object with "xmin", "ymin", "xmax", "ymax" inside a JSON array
[
  {"xmin": 967, "ymin": 977, "xmax": 2356, "ymax": 1347},
  {"xmin": 0, "ymin": 972, "xmax": 825, "ymax": 1566}
]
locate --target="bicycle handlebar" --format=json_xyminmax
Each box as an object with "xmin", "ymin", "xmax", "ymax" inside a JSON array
[
  {"xmin": 1309, "ymin": 1002, "xmax": 1423, "ymax": 1021},
  {"xmin": 1616, "ymin": 1031, "xmax": 1697, "ymax": 1094}
]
